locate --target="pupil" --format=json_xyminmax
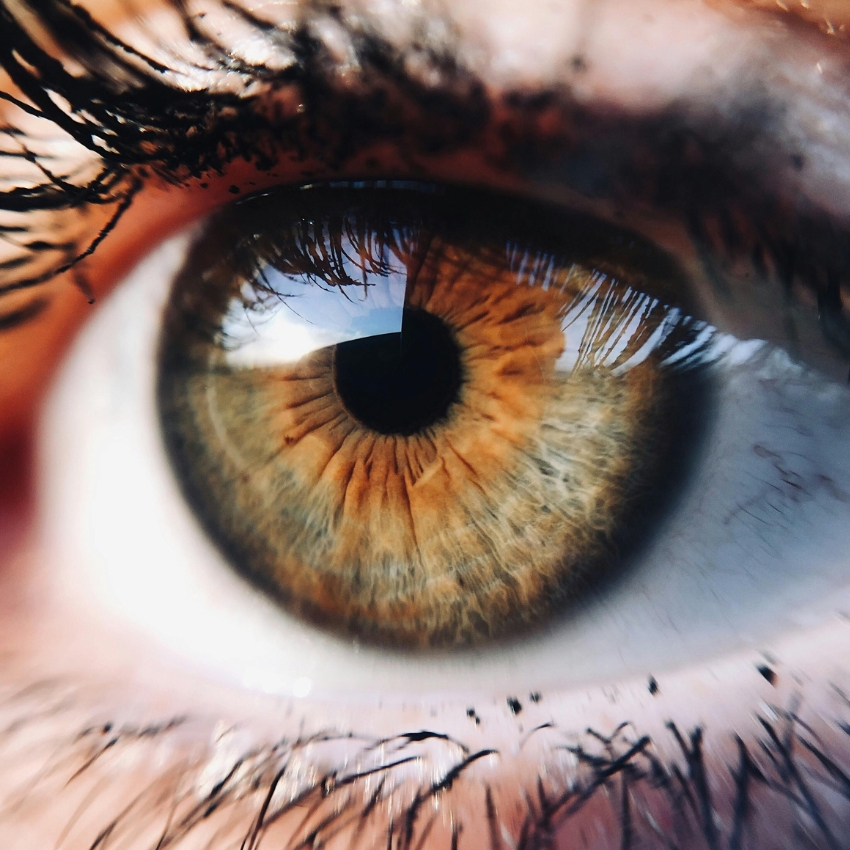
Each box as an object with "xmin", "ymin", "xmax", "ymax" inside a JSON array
[{"xmin": 333, "ymin": 308, "xmax": 463, "ymax": 436}]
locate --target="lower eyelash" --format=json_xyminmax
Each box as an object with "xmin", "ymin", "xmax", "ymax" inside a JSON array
[{"xmin": 3, "ymin": 677, "xmax": 850, "ymax": 850}]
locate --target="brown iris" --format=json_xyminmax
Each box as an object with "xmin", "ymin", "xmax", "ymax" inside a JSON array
[{"xmin": 158, "ymin": 183, "xmax": 710, "ymax": 648}]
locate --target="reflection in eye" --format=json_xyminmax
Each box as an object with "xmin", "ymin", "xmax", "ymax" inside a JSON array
[{"xmin": 158, "ymin": 182, "xmax": 713, "ymax": 647}]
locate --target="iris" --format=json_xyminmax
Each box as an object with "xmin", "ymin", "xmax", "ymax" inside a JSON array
[{"xmin": 158, "ymin": 182, "xmax": 712, "ymax": 647}]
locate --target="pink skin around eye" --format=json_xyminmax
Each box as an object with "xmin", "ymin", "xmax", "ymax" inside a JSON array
[
  {"xmin": 2, "ymin": 0, "xmax": 850, "ymax": 848},
  {"xmin": 2, "ymin": 533, "xmax": 850, "ymax": 849}
]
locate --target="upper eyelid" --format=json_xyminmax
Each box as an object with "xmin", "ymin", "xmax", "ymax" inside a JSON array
[{"xmin": 1, "ymin": 0, "xmax": 850, "ymax": 316}]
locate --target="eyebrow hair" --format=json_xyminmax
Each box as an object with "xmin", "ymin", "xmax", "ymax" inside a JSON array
[{"xmin": 1, "ymin": 0, "xmax": 850, "ymax": 370}]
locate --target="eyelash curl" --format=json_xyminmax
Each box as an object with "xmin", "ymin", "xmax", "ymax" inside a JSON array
[
  {"xmin": 0, "ymin": 0, "xmax": 490, "ymax": 297},
  {"xmin": 1, "ymin": 0, "xmax": 849, "ymax": 376}
]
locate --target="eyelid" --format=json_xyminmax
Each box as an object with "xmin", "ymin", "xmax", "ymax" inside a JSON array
[
  {"xmin": 3, "ymin": 0, "xmax": 850, "ymax": 430},
  {"xmin": 3, "ymin": 0, "xmax": 850, "ymax": 283}
]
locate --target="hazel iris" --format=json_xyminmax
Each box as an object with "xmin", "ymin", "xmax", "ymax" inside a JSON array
[{"xmin": 158, "ymin": 182, "xmax": 710, "ymax": 648}]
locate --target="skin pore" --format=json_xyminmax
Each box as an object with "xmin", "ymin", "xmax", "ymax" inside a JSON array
[{"xmin": 2, "ymin": 0, "xmax": 850, "ymax": 848}]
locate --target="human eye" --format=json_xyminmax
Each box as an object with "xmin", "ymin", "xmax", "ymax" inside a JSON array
[{"xmin": 3, "ymin": 0, "xmax": 850, "ymax": 848}]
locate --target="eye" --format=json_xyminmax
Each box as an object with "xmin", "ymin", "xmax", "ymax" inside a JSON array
[
  {"xmin": 8, "ymin": 0, "xmax": 850, "ymax": 846},
  {"xmin": 35, "ymin": 170, "xmax": 850, "ymax": 694},
  {"xmin": 158, "ymin": 181, "xmax": 710, "ymax": 649}
]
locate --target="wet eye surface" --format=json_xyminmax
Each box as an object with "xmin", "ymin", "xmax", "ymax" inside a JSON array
[
  {"xmin": 157, "ymin": 182, "xmax": 711, "ymax": 648},
  {"xmin": 39, "ymin": 171, "xmax": 850, "ymax": 694}
]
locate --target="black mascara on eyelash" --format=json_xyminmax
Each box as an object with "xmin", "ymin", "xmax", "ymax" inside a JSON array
[
  {"xmin": 8, "ymin": 681, "xmax": 850, "ymax": 850},
  {"xmin": 1, "ymin": 0, "xmax": 850, "ymax": 377}
]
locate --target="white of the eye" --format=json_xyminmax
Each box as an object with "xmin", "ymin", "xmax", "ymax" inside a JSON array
[{"xmin": 36, "ymin": 228, "xmax": 850, "ymax": 701}]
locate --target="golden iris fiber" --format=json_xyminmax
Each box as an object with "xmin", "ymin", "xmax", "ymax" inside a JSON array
[{"xmin": 159, "ymin": 184, "xmax": 708, "ymax": 648}]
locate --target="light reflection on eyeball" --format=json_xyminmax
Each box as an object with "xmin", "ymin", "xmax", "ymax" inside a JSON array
[
  {"xmin": 157, "ymin": 183, "xmax": 710, "ymax": 647},
  {"xmin": 36, "ymin": 183, "xmax": 850, "ymax": 698}
]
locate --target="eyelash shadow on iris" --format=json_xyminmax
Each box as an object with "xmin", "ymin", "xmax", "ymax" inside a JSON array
[{"xmin": 157, "ymin": 181, "xmax": 714, "ymax": 649}]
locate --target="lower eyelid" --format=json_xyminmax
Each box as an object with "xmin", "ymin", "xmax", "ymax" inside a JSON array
[{"xmin": 3, "ymin": 602, "xmax": 850, "ymax": 850}]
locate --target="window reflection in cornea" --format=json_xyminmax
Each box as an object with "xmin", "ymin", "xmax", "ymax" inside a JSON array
[{"xmin": 2, "ymin": 0, "xmax": 850, "ymax": 849}]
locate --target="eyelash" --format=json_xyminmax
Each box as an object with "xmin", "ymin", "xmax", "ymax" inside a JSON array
[
  {"xmin": 5, "ymin": 677, "xmax": 850, "ymax": 850},
  {"xmin": 2, "ymin": 0, "xmax": 850, "ymax": 379},
  {"xmin": 4, "ymin": 3, "xmax": 850, "ymax": 846}
]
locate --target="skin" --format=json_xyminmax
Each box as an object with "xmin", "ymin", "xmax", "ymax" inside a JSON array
[{"xmin": 2, "ymin": 0, "xmax": 850, "ymax": 848}]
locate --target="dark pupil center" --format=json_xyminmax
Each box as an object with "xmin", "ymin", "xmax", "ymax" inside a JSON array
[{"xmin": 333, "ymin": 308, "xmax": 462, "ymax": 436}]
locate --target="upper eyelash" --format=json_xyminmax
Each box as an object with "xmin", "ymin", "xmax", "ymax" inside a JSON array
[
  {"xmin": 0, "ymin": 0, "xmax": 488, "ymax": 297},
  {"xmin": 0, "ymin": 0, "xmax": 849, "ymax": 369},
  {"xmin": 199, "ymin": 186, "xmax": 712, "ymax": 376}
]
